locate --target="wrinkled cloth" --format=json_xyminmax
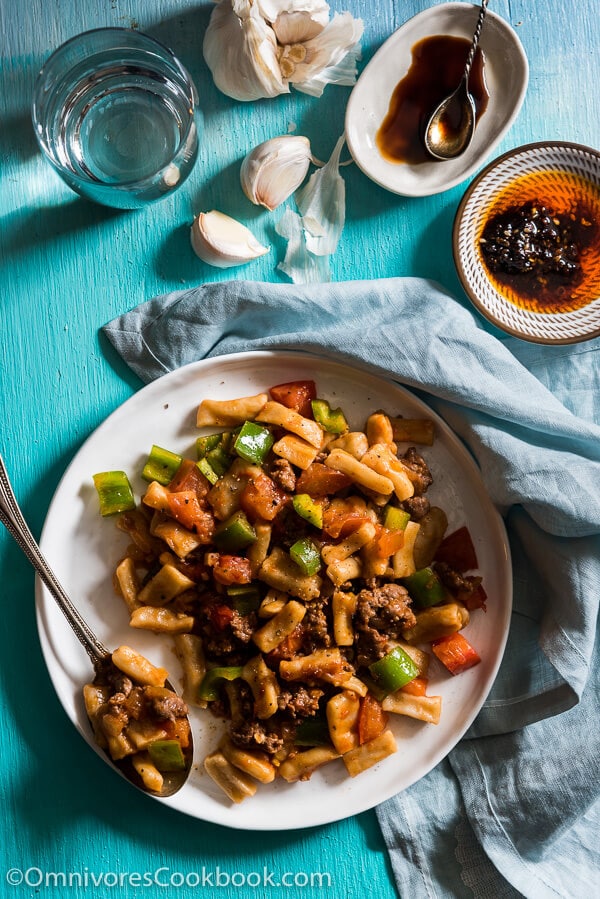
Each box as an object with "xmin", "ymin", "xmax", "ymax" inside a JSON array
[{"xmin": 103, "ymin": 277, "xmax": 600, "ymax": 899}]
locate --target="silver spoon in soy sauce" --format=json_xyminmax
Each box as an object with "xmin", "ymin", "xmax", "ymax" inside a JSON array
[
  {"xmin": 424, "ymin": 0, "xmax": 489, "ymax": 160},
  {"xmin": 0, "ymin": 454, "xmax": 193, "ymax": 798}
]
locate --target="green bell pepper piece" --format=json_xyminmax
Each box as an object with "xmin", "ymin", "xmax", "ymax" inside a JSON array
[
  {"xmin": 197, "ymin": 457, "xmax": 219, "ymax": 485},
  {"xmin": 227, "ymin": 583, "xmax": 261, "ymax": 614},
  {"xmin": 234, "ymin": 421, "xmax": 274, "ymax": 464},
  {"xmin": 92, "ymin": 471, "xmax": 136, "ymax": 517},
  {"xmin": 214, "ymin": 510, "xmax": 257, "ymax": 551},
  {"xmin": 147, "ymin": 739, "xmax": 186, "ymax": 772},
  {"xmin": 290, "ymin": 537, "xmax": 321, "ymax": 576},
  {"xmin": 141, "ymin": 445, "xmax": 182, "ymax": 486},
  {"xmin": 292, "ymin": 493, "xmax": 323, "ymax": 529},
  {"xmin": 294, "ymin": 716, "xmax": 331, "ymax": 746},
  {"xmin": 311, "ymin": 399, "xmax": 348, "ymax": 435},
  {"xmin": 403, "ymin": 567, "xmax": 447, "ymax": 608},
  {"xmin": 197, "ymin": 434, "xmax": 232, "ymax": 477},
  {"xmin": 369, "ymin": 646, "xmax": 419, "ymax": 695},
  {"xmin": 384, "ymin": 505, "xmax": 411, "ymax": 531},
  {"xmin": 198, "ymin": 666, "xmax": 244, "ymax": 702}
]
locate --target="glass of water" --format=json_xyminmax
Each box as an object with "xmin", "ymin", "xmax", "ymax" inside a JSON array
[{"xmin": 32, "ymin": 28, "xmax": 200, "ymax": 209}]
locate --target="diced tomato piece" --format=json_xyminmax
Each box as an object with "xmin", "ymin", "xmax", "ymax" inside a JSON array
[
  {"xmin": 399, "ymin": 675, "xmax": 428, "ymax": 696},
  {"xmin": 212, "ymin": 555, "xmax": 253, "ymax": 586},
  {"xmin": 458, "ymin": 582, "xmax": 487, "ymax": 612},
  {"xmin": 240, "ymin": 472, "xmax": 290, "ymax": 522},
  {"xmin": 358, "ymin": 693, "xmax": 388, "ymax": 745},
  {"xmin": 168, "ymin": 458, "xmax": 211, "ymax": 502},
  {"xmin": 266, "ymin": 624, "xmax": 305, "ymax": 663},
  {"xmin": 372, "ymin": 526, "xmax": 405, "ymax": 558},
  {"xmin": 163, "ymin": 716, "xmax": 191, "ymax": 749},
  {"xmin": 435, "ymin": 526, "xmax": 478, "ymax": 572},
  {"xmin": 209, "ymin": 602, "xmax": 235, "ymax": 630},
  {"xmin": 322, "ymin": 500, "xmax": 372, "ymax": 538},
  {"xmin": 166, "ymin": 491, "xmax": 216, "ymax": 541},
  {"xmin": 269, "ymin": 380, "xmax": 317, "ymax": 418},
  {"xmin": 431, "ymin": 633, "xmax": 481, "ymax": 675},
  {"xmin": 296, "ymin": 462, "xmax": 352, "ymax": 497}
]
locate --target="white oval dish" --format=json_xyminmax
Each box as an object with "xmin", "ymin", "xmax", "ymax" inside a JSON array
[
  {"xmin": 36, "ymin": 351, "xmax": 512, "ymax": 829},
  {"xmin": 345, "ymin": 2, "xmax": 528, "ymax": 197}
]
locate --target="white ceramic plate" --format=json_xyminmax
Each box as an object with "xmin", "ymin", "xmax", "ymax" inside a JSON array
[
  {"xmin": 36, "ymin": 351, "xmax": 512, "ymax": 829},
  {"xmin": 345, "ymin": 2, "xmax": 528, "ymax": 197}
]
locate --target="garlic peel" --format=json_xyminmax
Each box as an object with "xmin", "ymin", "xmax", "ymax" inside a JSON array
[
  {"xmin": 295, "ymin": 133, "xmax": 346, "ymax": 256},
  {"xmin": 276, "ymin": 208, "xmax": 331, "ymax": 283},
  {"xmin": 191, "ymin": 210, "xmax": 269, "ymax": 268},
  {"xmin": 241, "ymin": 135, "xmax": 312, "ymax": 210}
]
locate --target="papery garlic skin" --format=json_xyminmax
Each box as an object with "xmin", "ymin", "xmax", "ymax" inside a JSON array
[
  {"xmin": 191, "ymin": 210, "xmax": 270, "ymax": 268},
  {"xmin": 257, "ymin": 0, "xmax": 330, "ymax": 44},
  {"xmin": 203, "ymin": 0, "xmax": 287, "ymax": 102},
  {"xmin": 284, "ymin": 12, "xmax": 364, "ymax": 89},
  {"xmin": 241, "ymin": 135, "xmax": 312, "ymax": 210}
]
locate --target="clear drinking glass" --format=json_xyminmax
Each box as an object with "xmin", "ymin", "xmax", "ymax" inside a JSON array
[{"xmin": 32, "ymin": 28, "xmax": 200, "ymax": 209}]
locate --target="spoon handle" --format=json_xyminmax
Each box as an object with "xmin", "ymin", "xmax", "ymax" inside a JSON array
[
  {"xmin": 464, "ymin": 0, "xmax": 489, "ymax": 80},
  {"xmin": 0, "ymin": 454, "xmax": 109, "ymax": 664}
]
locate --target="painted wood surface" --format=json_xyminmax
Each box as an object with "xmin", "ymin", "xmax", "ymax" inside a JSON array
[{"xmin": 0, "ymin": 1, "xmax": 598, "ymax": 897}]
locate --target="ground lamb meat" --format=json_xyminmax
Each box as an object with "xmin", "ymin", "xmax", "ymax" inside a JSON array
[
  {"xmin": 354, "ymin": 582, "xmax": 417, "ymax": 667},
  {"xmin": 270, "ymin": 458, "xmax": 297, "ymax": 493},
  {"xmin": 435, "ymin": 561, "xmax": 483, "ymax": 600},
  {"xmin": 402, "ymin": 447, "xmax": 433, "ymax": 496},
  {"xmin": 147, "ymin": 689, "xmax": 189, "ymax": 721},
  {"xmin": 302, "ymin": 596, "xmax": 332, "ymax": 652},
  {"xmin": 229, "ymin": 720, "xmax": 285, "ymax": 755},
  {"xmin": 277, "ymin": 685, "xmax": 323, "ymax": 719},
  {"xmin": 401, "ymin": 495, "xmax": 431, "ymax": 520},
  {"xmin": 230, "ymin": 610, "xmax": 256, "ymax": 644}
]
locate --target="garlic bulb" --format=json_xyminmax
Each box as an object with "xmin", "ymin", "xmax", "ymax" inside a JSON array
[
  {"xmin": 190, "ymin": 210, "xmax": 269, "ymax": 268},
  {"xmin": 241, "ymin": 135, "xmax": 312, "ymax": 210},
  {"xmin": 203, "ymin": 0, "xmax": 363, "ymax": 101},
  {"xmin": 203, "ymin": 0, "xmax": 287, "ymax": 102}
]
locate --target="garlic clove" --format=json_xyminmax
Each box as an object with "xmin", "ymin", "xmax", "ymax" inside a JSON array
[
  {"xmin": 203, "ymin": 0, "xmax": 287, "ymax": 101},
  {"xmin": 190, "ymin": 210, "xmax": 270, "ymax": 268},
  {"xmin": 240, "ymin": 135, "xmax": 312, "ymax": 210}
]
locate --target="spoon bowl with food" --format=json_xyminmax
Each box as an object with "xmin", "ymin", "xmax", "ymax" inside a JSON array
[{"xmin": 0, "ymin": 454, "xmax": 193, "ymax": 798}]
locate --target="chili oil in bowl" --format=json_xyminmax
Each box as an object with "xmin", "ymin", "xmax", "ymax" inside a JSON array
[{"xmin": 453, "ymin": 142, "xmax": 600, "ymax": 343}]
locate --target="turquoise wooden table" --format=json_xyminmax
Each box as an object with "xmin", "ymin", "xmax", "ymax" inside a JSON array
[{"xmin": 1, "ymin": 2, "xmax": 598, "ymax": 897}]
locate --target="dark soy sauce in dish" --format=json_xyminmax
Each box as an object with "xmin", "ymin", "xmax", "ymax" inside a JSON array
[{"xmin": 376, "ymin": 35, "xmax": 489, "ymax": 165}]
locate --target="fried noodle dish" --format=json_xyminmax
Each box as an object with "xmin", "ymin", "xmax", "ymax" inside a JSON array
[{"xmin": 92, "ymin": 379, "xmax": 486, "ymax": 803}]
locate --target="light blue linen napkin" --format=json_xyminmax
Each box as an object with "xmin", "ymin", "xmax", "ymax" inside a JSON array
[{"xmin": 103, "ymin": 277, "xmax": 600, "ymax": 899}]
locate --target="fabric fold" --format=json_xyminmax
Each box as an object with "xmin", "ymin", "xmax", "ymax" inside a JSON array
[{"xmin": 102, "ymin": 276, "xmax": 600, "ymax": 899}]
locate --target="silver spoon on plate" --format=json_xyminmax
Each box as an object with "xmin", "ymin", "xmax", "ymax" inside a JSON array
[
  {"xmin": 0, "ymin": 454, "xmax": 193, "ymax": 797},
  {"xmin": 424, "ymin": 0, "xmax": 489, "ymax": 160}
]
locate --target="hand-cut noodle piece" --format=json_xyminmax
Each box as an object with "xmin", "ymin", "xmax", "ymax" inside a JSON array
[
  {"xmin": 325, "ymin": 448, "xmax": 394, "ymax": 495},
  {"xmin": 342, "ymin": 729, "xmax": 397, "ymax": 777},
  {"xmin": 382, "ymin": 692, "xmax": 442, "ymax": 724},
  {"xmin": 256, "ymin": 401, "xmax": 324, "ymax": 448},
  {"xmin": 204, "ymin": 750, "xmax": 258, "ymax": 802},
  {"xmin": 197, "ymin": 393, "xmax": 268, "ymax": 427},
  {"xmin": 174, "ymin": 634, "xmax": 206, "ymax": 707},
  {"xmin": 272, "ymin": 433, "xmax": 320, "ymax": 469},
  {"xmin": 111, "ymin": 645, "xmax": 168, "ymax": 686},
  {"xmin": 279, "ymin": 746, "xmax": 340, "ymax": 782},
  {"xmin": 252, "ymin": 600, "xmax": 306, "ymax": 653},
  {"xmin": 129, "ymin": 606, "xmax": 195, "ymax": 634},
  {"xmin": 327, "ymin": 690, "xmax": 360, "ymax": 754}
]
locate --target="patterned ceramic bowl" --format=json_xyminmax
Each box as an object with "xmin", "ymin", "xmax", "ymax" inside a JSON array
[{"xmin": 453, "ymin": 142, "xmax": 600, "ymax": 343}]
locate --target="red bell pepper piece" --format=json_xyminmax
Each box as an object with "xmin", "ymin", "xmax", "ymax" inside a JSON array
[
  {"xmin": 431, "ymin": 633, "xmax": 481, "ymax": 675},
  {"xmin": 208, "ymin": 602, "xmax": 235, "ymax": 630},
  {"xmin": 435, "ymin": 526, "xmax": 478, "ymax": 572},
  {"xmin": 269, "ymin": 380, "xmax": 317, "ymax": 418},
  {"xmin": 322, "ymin": 500, "xmax": 373, "ymax": 538}
]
